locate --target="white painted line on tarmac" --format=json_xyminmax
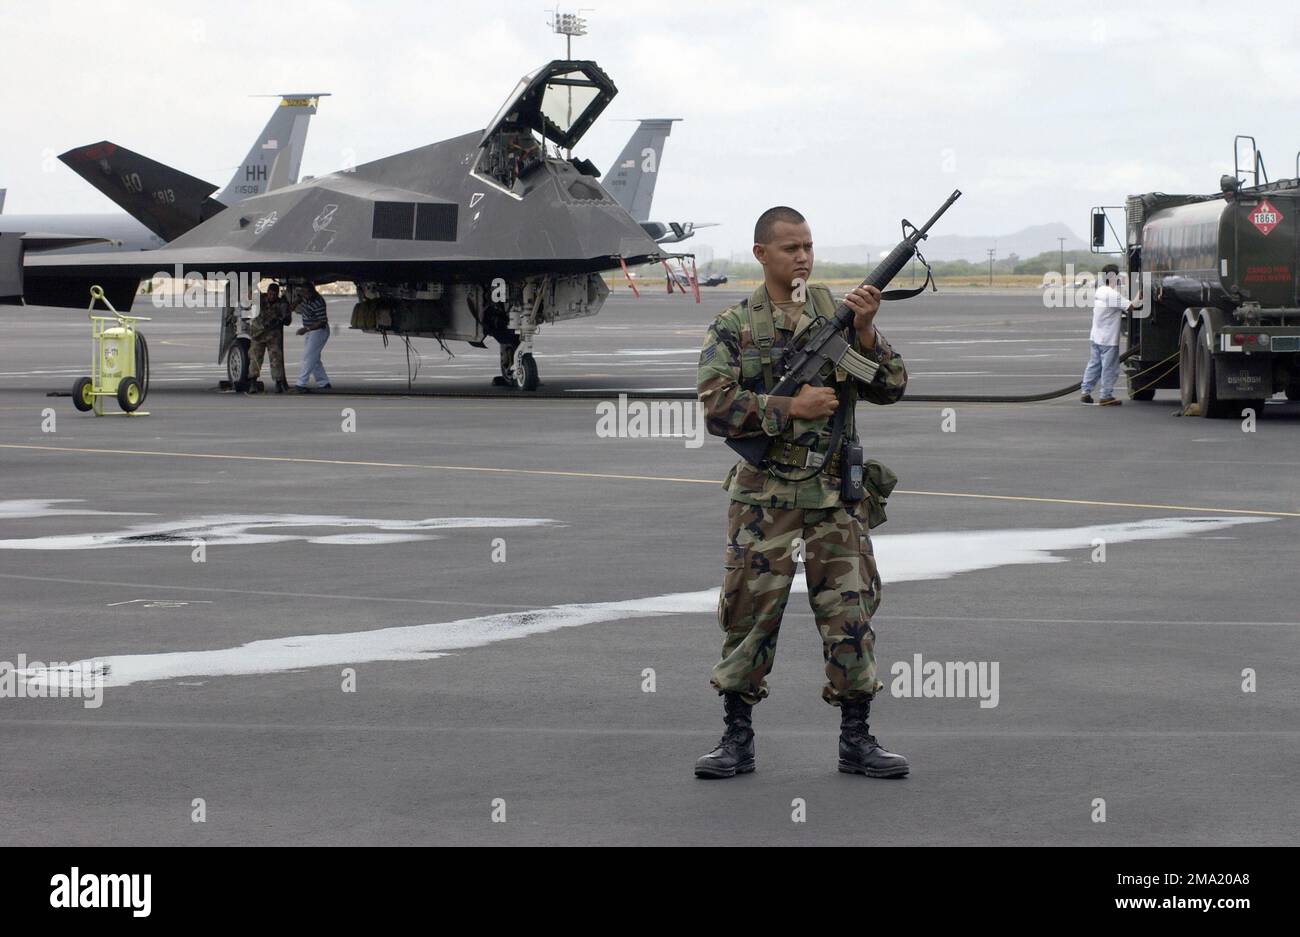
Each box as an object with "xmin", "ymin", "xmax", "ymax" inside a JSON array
[{"xmin": 17, "ymin": 516, "xmax": 1272, "ymax": 688}]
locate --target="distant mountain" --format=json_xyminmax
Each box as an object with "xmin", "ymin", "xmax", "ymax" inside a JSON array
[{"xmin": 815, "ymin": 222, "xmax": 1086, "ymax": 264}]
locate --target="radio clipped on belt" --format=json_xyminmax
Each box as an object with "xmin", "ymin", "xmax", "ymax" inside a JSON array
[{"xmin": 839, "ymin": 441, "xmax": 865, "ymax": 503}]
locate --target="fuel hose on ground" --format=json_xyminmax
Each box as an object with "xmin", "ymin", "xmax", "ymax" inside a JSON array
[
  {"xmin": 311, "ymin": 347, "xmax": 1167, "ymax": 403},
  {"xmin": 54, "ymin": 346, "xmax": 1166, "ymax": 403}
]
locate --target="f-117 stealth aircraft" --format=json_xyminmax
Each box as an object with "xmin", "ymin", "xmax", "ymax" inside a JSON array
[{"xmin": 9, "ymin": 61, "xmax": 673, "ymax": 391}]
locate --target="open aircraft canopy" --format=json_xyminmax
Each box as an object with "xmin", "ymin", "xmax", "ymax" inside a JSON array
[{"xmin": 479, "ymin": 60, "xmax": 617, "ymax": 151}]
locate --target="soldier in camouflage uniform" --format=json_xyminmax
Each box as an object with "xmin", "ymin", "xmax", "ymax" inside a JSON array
[
  {"xmin": 246, "ymin": 282, "xmax": 290, "ymax": 394},
  {"xmin": 694, "ymin": 206, "xmax": 910, "ymax": 780}
]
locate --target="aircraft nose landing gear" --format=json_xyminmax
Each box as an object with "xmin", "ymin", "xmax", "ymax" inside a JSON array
[
  {"xmin": 512, "ymin": 349, "xmax": 539, "ymax": 391},
  {"xmin": 492, "ymin": 342, "xmax": 539, "ymax": 391},
  {"xmin": 492, "ymin": 294, "xmax": 542, "ymax": 391}
]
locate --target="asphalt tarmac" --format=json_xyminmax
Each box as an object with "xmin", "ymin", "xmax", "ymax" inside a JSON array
[{"xmin": 1, "ymin": 287, "xmax": 1296, "ymax": 845}]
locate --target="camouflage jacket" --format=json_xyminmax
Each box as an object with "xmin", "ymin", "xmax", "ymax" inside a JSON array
[
  {"xmin": 697, "ymin": 282, "xmax": 908, "ymax": 509},
  {"xmin": 250, "ymin": 296, "xmax": 290, "ymax": 340}
]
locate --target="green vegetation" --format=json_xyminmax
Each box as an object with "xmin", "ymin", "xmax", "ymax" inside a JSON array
[{"xmin": 704, "ymin": 249, "xmax": 1107, "ymax": 283}]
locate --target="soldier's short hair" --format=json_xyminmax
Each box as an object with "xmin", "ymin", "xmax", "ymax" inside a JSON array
[
  {"xmin": 1101, "ymin": 263, "xmax": 1120, "ymax": 275},
  {"xmin": 754, "ymin": 206, "xmax": 807, "ymax": 244}
]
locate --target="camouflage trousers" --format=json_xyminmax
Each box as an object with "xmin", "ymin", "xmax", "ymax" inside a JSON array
[
  {"xmin": 248, "ymin": 329, "xmax": 286, "ymax": 384},
  {"xmin": 711, "ymin": 499, "xmax": 885, "ymax": 706}
]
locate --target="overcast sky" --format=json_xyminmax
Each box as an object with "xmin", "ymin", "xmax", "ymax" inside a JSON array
[{"xmin": 3, "ymin": 0, "xmax": 1297, "ymax": 258}]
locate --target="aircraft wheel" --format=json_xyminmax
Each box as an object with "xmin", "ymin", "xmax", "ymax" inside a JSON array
[
  {"xmin": 72, "ymin": 377, "xmax": 94, "ymax": 412},
  {"xmin": 117, "ymin": 376, "xmax": 142, "ymax": 413},
  {"xmin": 1194, "ymin": 331, "xmax": 1232, "ymax": 419},
  {"xmin": 227, "ymin": 337, "xmax": 251, "ymax": 389},
  {"xmin": 1178, "ymin": 321, "xmax": 1198, "ymax": 411},
  {"xmin": 513, "ymin": 352, "xmax": 539, "ymax": 391}
]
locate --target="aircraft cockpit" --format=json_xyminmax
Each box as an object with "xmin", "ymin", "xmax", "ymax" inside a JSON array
[{"xmin": 473, "ymin": 60, "xmax": 617, "ymax": 196}]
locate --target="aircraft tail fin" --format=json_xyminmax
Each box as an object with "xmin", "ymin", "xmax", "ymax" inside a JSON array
[
  {"xmin": 217, "ymin": 93, "xmax": 327, "ymax": 204},
  {"xmin": 0, "ymin": 189, "xmax": 6, "ymax": 213},
  {"xmin": 59, "ymin": 141, "xmax": 225, "ymax": 242},
  {"xmin": 604, "ymin": 118, "xmax": 680, "ymax": 223}
]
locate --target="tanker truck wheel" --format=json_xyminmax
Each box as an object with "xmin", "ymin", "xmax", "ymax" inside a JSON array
[
  {"xmin": 1178, "ymin": 322, "xmax": 1199, "ymax": 412},
  {"xmin": 72, "ymin": 377, "xmax": 94, "ymax": 412},
  {"xmin": 1194, "ymin": 331, "xmax": 1233, "ymax": 419}
]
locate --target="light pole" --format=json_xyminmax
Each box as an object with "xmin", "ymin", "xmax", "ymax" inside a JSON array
[
  {"xmin": 987, "ymin": 248, "xmax": 995, "ymax": 287},
  {"xmin": 547, "ymin": 7, "xmax": 591, "ymax": 157},
  {"xmin": 1057, "ymin": 236, "xmax": 1066, "ymax": 275},
  {"xmin": 548, "ymin": 7, "xmax": 590, "ymax": 60}
]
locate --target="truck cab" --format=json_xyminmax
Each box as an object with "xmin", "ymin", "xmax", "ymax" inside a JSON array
[{"xmin": 1092, "ymin": 136, "xmax": 1300, "ymax": 416}]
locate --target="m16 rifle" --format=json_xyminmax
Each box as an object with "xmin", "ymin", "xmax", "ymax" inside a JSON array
[{"xmin": 726, "ymin": 189, "xmax": 962, "ymax": 468}]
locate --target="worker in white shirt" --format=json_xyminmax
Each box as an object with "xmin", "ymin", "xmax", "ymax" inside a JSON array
[{"xmin": 1081, "ymin": 263, "xmax": 1141, "ymax": 406}]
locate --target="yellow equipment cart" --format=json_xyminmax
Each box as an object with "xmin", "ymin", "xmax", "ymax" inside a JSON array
[{"xmin": 72, "ymin": 285, "xmax": 151, "ymax": 416}]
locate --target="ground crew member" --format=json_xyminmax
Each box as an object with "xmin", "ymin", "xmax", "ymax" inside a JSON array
[
  {"xmin": 290, "ymin": 284, "xmax": 332, "ymax": 392},
  {"xmin": 694, "ymin": 205, "xmax": 910, "ymax": 780},
  {"xmin": 246, "ymin": 282, "xmax": 290, "ymax": 394},
  {"xmin": 1081, "ymin": 263, "xmax": 1140, "ymax": 406}
]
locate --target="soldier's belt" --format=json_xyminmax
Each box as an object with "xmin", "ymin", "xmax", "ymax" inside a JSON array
[{"xmin": 766, "ymin": 439, "xmax": 843, "ymax": 476}]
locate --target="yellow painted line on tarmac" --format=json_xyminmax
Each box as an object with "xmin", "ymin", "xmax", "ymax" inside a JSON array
[
  {"xmin": 0, "ymin": 442, "xmax": 713, "ymax": 485},
  {"xmin": 894, "ymin": 488, "xmax": 1298, "ymax": 518},
  {"xmin": 3, "ymin": 441, "xmax": 1297, "ymax": 518}
]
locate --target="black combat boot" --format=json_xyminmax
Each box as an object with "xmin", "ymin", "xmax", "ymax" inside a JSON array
[
  {"xmin": 838, "ymin": 697, "xmax": 909, "ymax": 778},
  {"xmin": 274, "ymin": 379, "xmax": 289, "ymax": 394},
  {"xmin": 694, "ymin": 692, "xmax": 755, "ymax": 779}
]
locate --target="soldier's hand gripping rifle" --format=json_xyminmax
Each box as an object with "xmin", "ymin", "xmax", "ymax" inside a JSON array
[{"xmin": 725, "ymin": 189, "xmax": 962, "ymax": 467}]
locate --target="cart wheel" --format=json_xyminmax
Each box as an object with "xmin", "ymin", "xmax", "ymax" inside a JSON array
[
  {"xmin": 135, "ymin": 331, "xmax": 150, "ymax": 404},
  {"xmin": 227, "ymin": 337, "xmax": 251, "ymax": 387},
  {"xmin": 72, "ymin": 377, "xmax": 94, "ymax": 412},
  {"xmin": 117, "ymin": 376, "xmax": 142, "ymax": 413}
]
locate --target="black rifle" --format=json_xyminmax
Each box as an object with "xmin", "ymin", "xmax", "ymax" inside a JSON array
[{"xmin": 726, "ymin": 189, "xmax": 961, "ymax": 467}]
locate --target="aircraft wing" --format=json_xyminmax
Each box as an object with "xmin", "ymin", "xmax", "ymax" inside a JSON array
[
  {"xmin": 1, "ymin": 231, "xmax": 113, "ymax": 302},
  {"xmin": 16, "ymin": 232, "xmax": 115, "ymax": 251},
  {"xmin": 21, "ymin": 237, "xmax": 668, "ymax": 310}
]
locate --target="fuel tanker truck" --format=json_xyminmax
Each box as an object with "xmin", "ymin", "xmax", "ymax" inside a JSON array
[{"xmin": 1093, "ymin": 138, "xmax": 1300, "ymax": 417}]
